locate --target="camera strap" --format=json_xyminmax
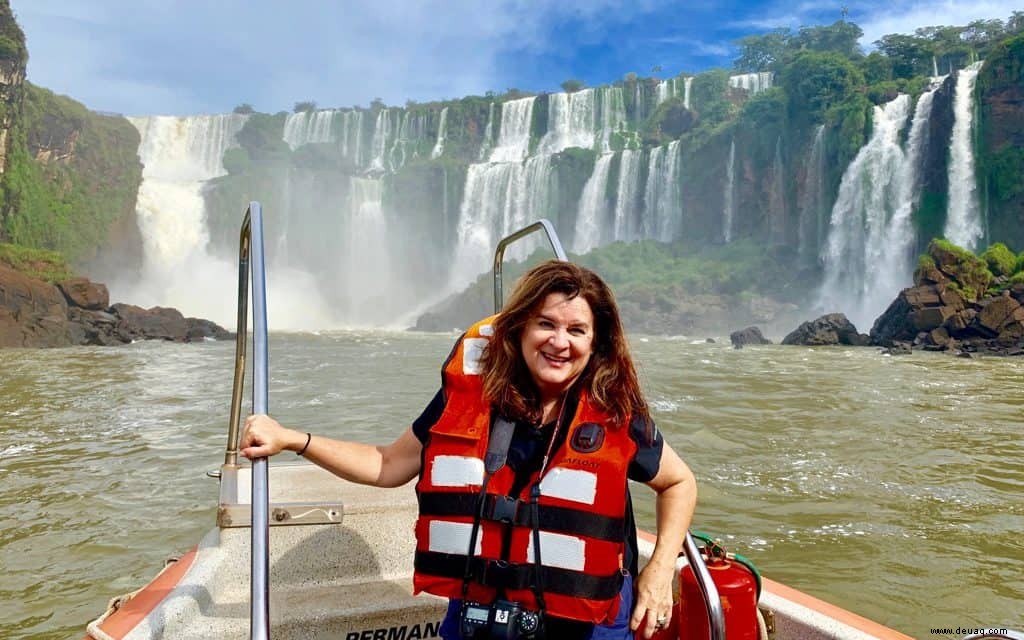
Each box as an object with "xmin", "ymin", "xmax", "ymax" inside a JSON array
[{"xmin": 460, "ymin": 416, "xmax": 516, "ymax": 600}]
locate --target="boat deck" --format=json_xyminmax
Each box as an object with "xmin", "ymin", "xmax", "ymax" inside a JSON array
[{"xmin": 87, "ymin": 463, "xmax": 913, "ymax": 640}]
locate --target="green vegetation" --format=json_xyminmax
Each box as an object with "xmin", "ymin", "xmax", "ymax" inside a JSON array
[
  {"xmin": 0, "ymin": 242, "xmax": 74, "ymax": 282},
  {"xmin": 981, "ymin": 242, "xmax": 1017, "ymax": 276},
  {"xmin": 1, "ymin": 84, "xmax": 142, "ymax": 266}
]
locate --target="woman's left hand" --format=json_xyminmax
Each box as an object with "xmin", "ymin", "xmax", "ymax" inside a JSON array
[{"xmin": 631, "ymin": 558, "xmax": 676, "ymax": 639}]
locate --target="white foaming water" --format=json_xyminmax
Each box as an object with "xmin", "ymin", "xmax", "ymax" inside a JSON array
[
  {"xmin": 819, "ymin": 92, "xmax": 935, "ymax": 331},
  {"xmin": 683, "ymin": 77, "xmax": 693, "ymax": 110},
  {"xmin": 282, "ymin": 110, "xmax": 337, "ymax": 149},
  {"xmin": 655, "ymin": 78, "xmax": 676, "ymax": 105},
  {"xmin": 944, "ymin": 61, "xmax": 985, "ymax": 250},
  {"xmin": 723, "ymin": 138, "xmax": 736, "ymax": 243},
  {"xmin": 574, "ymin": 153, "xmax": 614, "ymax": 252},
  {"xmin": 369, "ymin": 109, "xmax": 396, "ymax": 172},
  {"xmin": 597, "ymin": 87, "xmax": 628, "ymax": 153}
]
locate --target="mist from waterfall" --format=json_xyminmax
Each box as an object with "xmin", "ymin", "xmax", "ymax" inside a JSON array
[
  {"xmin": 944, "ymin": 61, "xmax": 985, "ymax": 251},
  {"xmin": 818, "ymin": 91, "xmax": 935, "ymax": 331}
]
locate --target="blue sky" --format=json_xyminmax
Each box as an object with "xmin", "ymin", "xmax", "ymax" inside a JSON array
[{"xmin": 10, "ymin": 0, "xmax": 1021, "ymax": 116}]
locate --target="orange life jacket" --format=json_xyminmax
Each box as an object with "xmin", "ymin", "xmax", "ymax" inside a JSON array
[{"xmin": 412, "ymin": 316, "xmax": 636, "ymax": 624}]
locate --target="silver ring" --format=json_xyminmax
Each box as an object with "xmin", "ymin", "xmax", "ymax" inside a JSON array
[{"xmin": 656, "ymin": 615, "xmax": 668, "ymax": 627}]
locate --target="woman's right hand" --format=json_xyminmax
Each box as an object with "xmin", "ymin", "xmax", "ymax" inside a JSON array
[{"xmin": 240, "ymin": 414, "xmax": 304, "ymax": 459}]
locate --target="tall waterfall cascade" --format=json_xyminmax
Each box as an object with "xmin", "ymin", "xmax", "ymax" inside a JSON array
[
  {"xmin": 642, "ymin": 141, "xmax": 682, "ymax": 242},
  {"xmin": 573, "ymin": 153, "xmax": 615, "ymax": 253},
  {"xmin": 431, "ymin": 107, "xmax": 449, "ymax": 159},
  {"xmin": 797, "ymin": 125, "xmax": 827, "ymax": 262},
  {"xmin": 612, "ymin": 149, "xmax": 643, "ymax": 242},
  {"xmin": 944, "ymin": 61, "xmax": 985, "ymax": 251},
  {"xmin": 819, "ymin": 88, "xmax": 937, "ymax": 331}
]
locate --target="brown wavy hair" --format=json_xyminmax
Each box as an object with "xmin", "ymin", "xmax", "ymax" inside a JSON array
[{"xmin": 478, "ymin": 260, "xmax": 649, "ymax": 429}]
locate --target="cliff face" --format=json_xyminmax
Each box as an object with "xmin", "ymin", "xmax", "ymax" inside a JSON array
[
  {"xmin": 0, "ymin": 0, "xmax": 26, "ymax": 180},
  {"xmin": 979, "ymin": 33, "xmax": 1024, "ymax": 249}
]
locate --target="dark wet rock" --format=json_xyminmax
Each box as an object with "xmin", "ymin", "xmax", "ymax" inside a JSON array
[
  {"xmin": 57, "ymin": 277, "xmax": 109, "ymax": 310},
  {"xmin": 0, "ymin": 265, "xmax": 231, "ymax": 348},
  {"xmin": 782, "ymin": 313, "xmax": 870, "ymax": 346},
  {"xmin": 730, "ymin": 326, "xmax": 771, "ymax": 348}
]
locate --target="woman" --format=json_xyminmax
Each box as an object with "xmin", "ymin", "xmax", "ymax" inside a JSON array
[{"xmin": 241, "ymin": 260, "xmax": 697, "ymax": 640}]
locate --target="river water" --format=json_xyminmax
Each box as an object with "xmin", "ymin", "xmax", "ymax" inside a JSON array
[{"xmin": 2, "ymin": 332, "xmax": 1022, "ymax": 639}]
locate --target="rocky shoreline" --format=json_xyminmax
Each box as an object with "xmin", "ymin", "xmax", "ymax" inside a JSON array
[{"xmin": 0, "ymin": 264, "xmax": 231, "ymax": 348}]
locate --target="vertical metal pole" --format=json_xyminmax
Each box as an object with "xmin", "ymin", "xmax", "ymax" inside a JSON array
[
  {"xmin": 683, "ymin": 532, "xmax": 726, "ymax": 640},
  {"xmin": 249, "ymin": 202, "xmax": 270, "ymax": 640}
]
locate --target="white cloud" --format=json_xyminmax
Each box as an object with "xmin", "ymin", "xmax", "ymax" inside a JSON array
[{"xmin": 857, "ymin": 0, "xmax": 1022, "ymax": 46}]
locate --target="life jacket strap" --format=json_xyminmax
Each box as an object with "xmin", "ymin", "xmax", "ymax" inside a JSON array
[
  {"xmin": 414, "ymin": 550, "xmax": 624, "ymax": 600},
  {"xmin": 419, "ymin": 492, "xmax": 625, "ymax": 541}
]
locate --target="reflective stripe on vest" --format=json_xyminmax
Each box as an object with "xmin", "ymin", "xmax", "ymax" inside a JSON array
[{"xmin": 412, "ymin": 316, "xmax": 636, "ymax": 625}]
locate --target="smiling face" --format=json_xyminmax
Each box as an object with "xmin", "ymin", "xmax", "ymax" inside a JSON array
[{"xmin": 520, "ymin": 292, "xmax": 595, "ymax": 406}]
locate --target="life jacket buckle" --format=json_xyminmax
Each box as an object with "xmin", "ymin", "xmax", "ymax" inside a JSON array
[{"xmin": 489, "ymin": 495, "xmax": 520, "ymax": 524}]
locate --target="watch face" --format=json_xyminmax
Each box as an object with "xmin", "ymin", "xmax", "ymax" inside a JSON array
[{"xmin": 570, "ymin": 422, "xmax": 605, "ymax": 453}]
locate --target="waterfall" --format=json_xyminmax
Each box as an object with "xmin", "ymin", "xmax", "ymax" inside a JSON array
[
  {"xmin": 369, "ymin": 109, "xmax": 396, "ymax": 172},
  {"xmin": 122, "ymin": 114, "xmax": 254, "ymax": 325},
  {"xmin": 819, "ymin": 94, "xmax": 926, "ymax": 330},
  {"xmin": 283, "ymin": 110, "xmax": 337, "ymax": 149},
  {"xmin": 769, "ymin": 137, "xmax": 787, "ymax": 244},
  {"xmin": 729, "ymin": 72, "xmax": 773, "ymax": 95},
  {"xmin": 489, "ymin": 97, "xmax": 535, "ymax": 162},
  {"xmin": 478, "ymin": 102, "xmax": 495, "ymax": 161},
  {"xmin": 431, "ymin": 107, "xmax": 448, "ymax": 159},
  {"xmin": 683, "ymin": 77, "xmax": 694, "ymax": 110},
  {"xmin": 338, "ymin": 110, "xmax": 365, "ymax": 168},
  {"xmin": 339, "ymin": 177, "xmax": 405, "ymax": 325},
  {"xmin": 539, "ymin": 89, "xmax": 596, "ymax": 154},
  {"xmin": 797, "ymin": 125, "xmax": 826, "ymax": 262},
  {"xmin": 655, "ymin": 78, "xmax": 676, "ymax": 105},
  {"xmin": 723, "ymin": 139, "xmax": 736, "ymax": 243},
  {"xmin": 598, "ymin": 87, "xmax": 627, "ymax": 152},
  {"xmin": 612, "ymin": 149, "xmax": 643, "ymax": 242},
  {"xmin": 633, "ymin": 81, "xmax": 646, "ymax": 122},
  {"xmin": 944, "ymin": 61, "xmax": 985, "ymax": 251},
  {"xmin": 574, "ymin": 153, "xmax": 614, "ymax": 252},
  {"xmin": 642, "ymin": 141, "xmax": 682, "ymax": 242}
]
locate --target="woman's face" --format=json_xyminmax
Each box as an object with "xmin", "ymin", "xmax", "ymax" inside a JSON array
[{"xmin": 520, "ymin": 292, "xmax": 595, "ymax": 404}]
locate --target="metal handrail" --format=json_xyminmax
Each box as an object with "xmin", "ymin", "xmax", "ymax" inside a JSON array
[
  {"xmin": 492, "ymin": 219, "xmax": 568, "ymax": 310},
  {"xmin": 225, "ymin": 202, "xmax": 271, "ymax": 639},
  {"xmin": 491, "ymin": 220, "xmax": 725, "ymax": 640}
]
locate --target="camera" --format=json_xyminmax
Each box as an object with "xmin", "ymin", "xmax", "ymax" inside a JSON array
[{"xmin": 459, "ymin": 599, "xmax": 542, "ymax": 639}]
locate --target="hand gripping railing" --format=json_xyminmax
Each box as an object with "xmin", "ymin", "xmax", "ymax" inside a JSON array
[
  {"xmin": 492, "ymin": 221, "xmax": 725, "ymax": 640},
  {"xmin": 225, "ymin": 202, "xmax": 271, "ymax": 640}
]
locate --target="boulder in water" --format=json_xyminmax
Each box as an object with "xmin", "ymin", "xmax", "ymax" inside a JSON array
[
  {"xmin": 782, "ymin": 313, "xmax": 869, "ymax": 346},
  {"xmin": 729, "ymin": 326, "xmax": 771, "ymax": 348}
]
